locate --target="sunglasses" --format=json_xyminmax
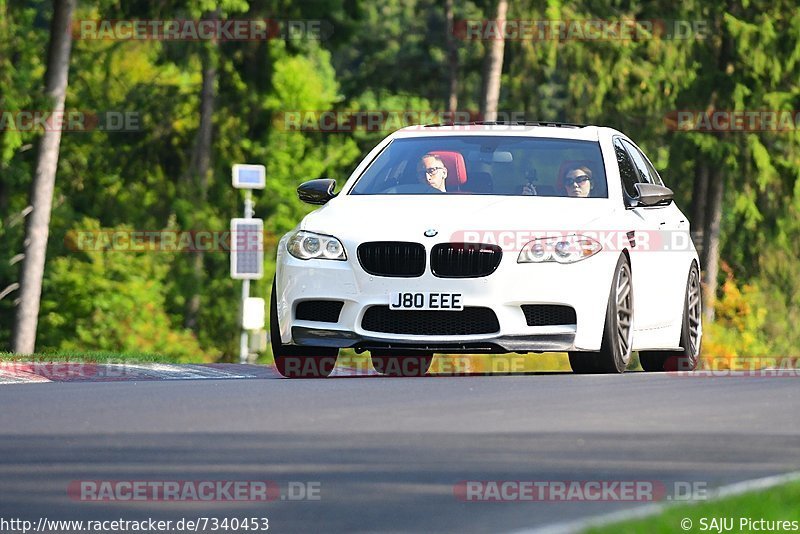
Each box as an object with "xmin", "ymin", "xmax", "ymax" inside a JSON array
[
  {"xmin": 565, "ymin": 175, "xmax": 590, "ymax": 186},
  {"xmin": 425, "ymin": 167, "xmax": 445, "ymax": 175}
]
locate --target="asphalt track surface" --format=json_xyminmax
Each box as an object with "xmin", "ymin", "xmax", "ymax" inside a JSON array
[{"xmin": 1, "ymin": 366, "xmax": 799, "ymax": 533}]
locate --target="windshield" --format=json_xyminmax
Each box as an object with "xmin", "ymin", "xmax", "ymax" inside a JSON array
[{"xmin": 349, "ymin": 136, "xmax": 608, "ymax": 198}]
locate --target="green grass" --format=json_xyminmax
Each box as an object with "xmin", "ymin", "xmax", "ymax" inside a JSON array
[{"xmin": 586, "ymin": 479, "xmax": 800, "ymax": 534}]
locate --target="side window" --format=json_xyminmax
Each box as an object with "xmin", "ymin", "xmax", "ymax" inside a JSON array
[
  {"xmin": 613, "ymin": 138, "xmax": 638, "ymax": 198},
  {"xmin": 626, "ymin": 141, "xmax": 663, "ymax": 186},
  {"xmin": 621, "ymin": 139, "xmax": 652, "ymax": 185},
  {"xmin": 641, "ymin": 153, "xmax": 664, "ymax": 186}
]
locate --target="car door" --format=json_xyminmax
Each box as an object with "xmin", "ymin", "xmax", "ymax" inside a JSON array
[
  {"xmin": 620, "ymin": 139, "xmax": 681, "ymax": 328},
  {"xmin": 635, "ymin": 143, "xmax": 693, "ymax": 322}
]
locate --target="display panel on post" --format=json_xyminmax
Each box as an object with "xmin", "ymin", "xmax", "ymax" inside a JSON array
[
  {"xmin": 230, "ymin": 218, "xmax": 264, "ymax": 280},
  {"xmin": 232, "ymin": 164, "xmax": 266, "ymax": 189}
]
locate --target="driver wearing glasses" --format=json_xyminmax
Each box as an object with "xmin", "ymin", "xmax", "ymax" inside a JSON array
[
  {"xmin": 419, "ymin": 154, "xmax": 448, "ymax": 192},
  {"xmin": 562, "ymin": 165, "xmax": 593, "ymax": 198}
]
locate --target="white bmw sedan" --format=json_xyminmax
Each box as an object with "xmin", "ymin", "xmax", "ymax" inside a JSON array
[{"xmin": 270, "ymin": 123, "xmax": 702, "ymax": 378}]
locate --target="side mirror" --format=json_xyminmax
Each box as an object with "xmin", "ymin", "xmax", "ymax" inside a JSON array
[
  {"xmin": 297, "ymin": 179, "xmax": 337, "ymax": 205},
  {"xmin": 633, "ymin": 182, "xmax": 673, "ymax": 207}
]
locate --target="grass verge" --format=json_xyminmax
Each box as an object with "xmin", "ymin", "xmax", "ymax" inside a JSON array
[{"xmin": 586, "ymin": 478, "xmax": 800, "ymax": 534}]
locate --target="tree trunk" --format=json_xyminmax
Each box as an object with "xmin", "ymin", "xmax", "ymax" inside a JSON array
[
  {"xmin": 445, "ymin": 0, "xmax": 458, "ymax": 116},
  {"xmin": 480, "ymin": 0, "xmax": 507, "ymax": 122},
  {"xmin": 12, "ymin": 0, "xmax": 75, "ymax": 354},
  {"xmin": 184, "ymin": 24, "xmax": 218, "ymax": 331},
  {"xmin": 699, "ymin": 4, "xmax": 733, "ymax": 326},
  {"xmin": 702, "ymin": 168, "xmax": 724, "ymax": 324},
  {"xmin": 691, "ymin": 160, "xmax": 709, "ymax": 266}
]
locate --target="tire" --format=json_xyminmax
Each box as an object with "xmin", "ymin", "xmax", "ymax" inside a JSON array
[
  {"xmin": 269, "ymin": 278, "xmax": 338, "ymax": 378},
  {"xmin": 371, "ymin": 350, "xmax": 434, "ymax": 377},
  {"xmin": 569, "ymin": 254, "xmax": 634, "ymax": 374},
  {"xmin": 640, "ymin": 263, "xmax": 701, "ymax": 372},
  {"xmin": 567, "ymin": 352, "xmax": 600, "ymax": 374}
]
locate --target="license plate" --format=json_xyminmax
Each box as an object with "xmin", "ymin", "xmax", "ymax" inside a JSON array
[{"xmin": 389, "ymin": 292, "xmax": 463, "ymax": 311}]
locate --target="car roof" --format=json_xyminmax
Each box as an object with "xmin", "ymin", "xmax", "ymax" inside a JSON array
[{"xmin": 392, "ymin": 122, "xmax": 624, "ymax": 142}]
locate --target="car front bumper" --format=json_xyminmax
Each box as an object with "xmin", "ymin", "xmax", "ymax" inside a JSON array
[{"xmin": 274, "ymin": 236, "xmax": 620, "ymax": 353}]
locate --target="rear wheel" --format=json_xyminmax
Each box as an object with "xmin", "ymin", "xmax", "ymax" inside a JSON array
[
  {"xmin": 569, "ymin": 255, "xmax": 633, "ymax": 374},
  {"xmin": 270, "ymin": 278, "xmax": 338, "ymax": 378},
  {"xmin": 371, "ymin": 351, "xmax": 434, "ymax": 377},
  {"xmin": 640, "ymin": 263, "xmax": 701, "ymax": 372}
]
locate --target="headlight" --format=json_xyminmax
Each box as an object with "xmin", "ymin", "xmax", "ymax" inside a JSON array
[
  {"xmin": 287, "ymin": 231, "xmax": 346, "ymax": 261},
  {"xmin": 518, "ymin": 235, "xmax": 602, "ymax": 264}
]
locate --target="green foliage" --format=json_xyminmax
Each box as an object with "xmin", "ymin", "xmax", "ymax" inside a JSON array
[
  {"xmin": 37, "ymin": 218, "xmax": 212, "ymax": 362},
  {"xmin": 261, "ymin": 41, "xmax": 360, "ymax": 235},
  {"xmin": 704, "ymin": 253, "xmax": 800, "ymax": 364},
  {"xmin": 348, "ymin": 90, "xmax": 433, "ymax": 148},
  {"xmin": 702, "ymin": 263, "xmax": 772, "ymax": 361}
]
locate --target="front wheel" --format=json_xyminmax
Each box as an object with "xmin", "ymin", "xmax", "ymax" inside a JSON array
[
  {"xmin": 569, "ymin": 254, "xmax": 634, "ymax": 374},
  {"xmin": 640, "ymin": 263, "xmax": 701, "ymax": 372},
  {"xmin": 270, "ymin": 278, "xmax": 338, "ymax": 378}
]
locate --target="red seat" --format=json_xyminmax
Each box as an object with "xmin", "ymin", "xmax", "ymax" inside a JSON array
[{"xmin": 429, "ymin": 151, "xmax": 467, "ymax": 191}]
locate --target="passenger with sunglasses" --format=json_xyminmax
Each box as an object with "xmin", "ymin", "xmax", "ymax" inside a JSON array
[
  {"xmin": 419, "ymin": 154, "xmax": 448, "ymax": 192},
  {"xmin": 562, "ymin": 165, "xmax": 593, "ymax": 197}
]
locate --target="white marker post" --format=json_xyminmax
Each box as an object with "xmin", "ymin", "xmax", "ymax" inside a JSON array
[{"xmin": 231, "ymin": 164, "xmax": 266, "ymax": 364}]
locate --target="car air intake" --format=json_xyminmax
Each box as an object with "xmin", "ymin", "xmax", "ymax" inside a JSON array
[
  {"xmin": 430, "ymin": 243, "xmax": 502, "ymax": 278},
  {"xmin": 521, "ymin": 305, "xmax": 577, "ymax": 326},
  {"xmin": 361, "ymin": 306, "xmax": 500, "ymax": 335},
  {"xmin": 296, "ymin": 300, "xmax": 344, "ymax": 323},
  {"xmin": 357, "ymin": 242, "xmax": 426, "ymax": 277}
]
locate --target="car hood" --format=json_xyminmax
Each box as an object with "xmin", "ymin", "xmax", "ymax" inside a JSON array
[{"xmin": 300, "ymin": 195, "xmax": 618, "ymax": 243}]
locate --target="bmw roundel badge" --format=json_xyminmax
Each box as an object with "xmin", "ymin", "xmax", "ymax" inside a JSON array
[{"xmin": 424, "ymin": 229, "xmax": 438, "ymax": 237}]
